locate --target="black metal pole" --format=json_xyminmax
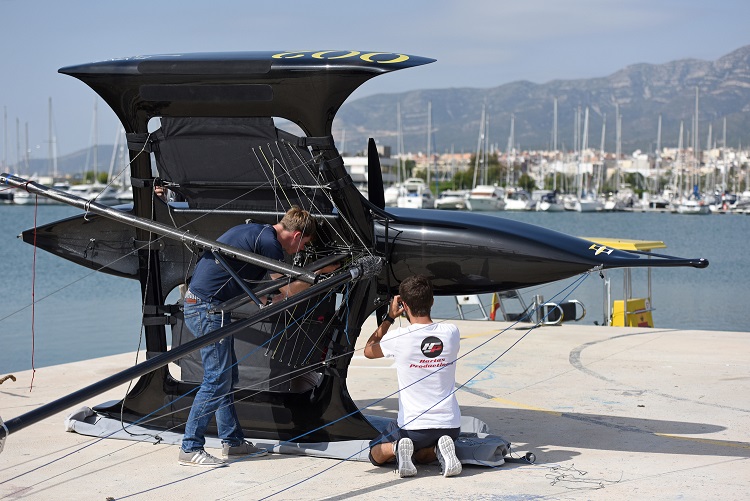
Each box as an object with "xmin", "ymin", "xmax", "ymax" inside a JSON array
[
  {"xmin": 212, "ymin": 253, "xmax": 348, "ymax": 313},
  {"xmin": 0, "ymin": 173, "xmax": 318, "ymax": 283},
  {"xmin": 212, "ymin": 252, "xmax": 263, "ymax": 306},
  {"xmin": 0, "ymin": 266, "xmax": 362, "ymax": 437}
]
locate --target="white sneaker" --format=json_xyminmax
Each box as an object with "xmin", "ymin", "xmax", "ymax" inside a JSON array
[
  {"xmin": 396, "ymin": 438, "xmax": 417, "ymax": 478},
  {"xmin": 436, "ymin": 435, "xmax": 462, "ymax": 477}
]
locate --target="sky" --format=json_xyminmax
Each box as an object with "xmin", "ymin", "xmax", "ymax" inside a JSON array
[{"xmin": 1, "ymin": 0, "xmax": 748, "ymax": 166}]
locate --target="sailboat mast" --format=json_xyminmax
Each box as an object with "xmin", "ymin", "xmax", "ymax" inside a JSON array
[
  {"xmin": 656, "ymin": 114, "xmax": 662, "ymax": 194},
  {"xmin": 472, "ymin": 104, "xmax": 485, "ymax": 189},
  {"xmin": 3, "ymin": 106, "xmax": 7, "ymax": 171},
  {"xmin": 615, "ymin": 104, "xmax": 621, "ymax": 193},
  {"xmin": 678, "ymin": 120, "xmax": 685, "ymax": 197},
  {"xmin": 426, "ymin": 101, "xmax": 431, "ymax": 186},
  {"xmin": 582, "ymin": 107, "xmax": 589, "ymax": 194},
  {"xmin": 553, "ymin": 98, "xmax": 558, "ymax": 190},
  {"xmin": 484, "ymin": 112, "xmax": 490, "ymax": 186},
  {"xmin": 24, "ymin": 123, "xmax": 30, "ymax": 174},
  {"xmin": 598, "ymin": 113, "xmax": 606, "ymax": 196},
  {"xmin": 93, "ymin": 98, "xmax": 98, "ymax": 183},
  {"xmin": 722, "ymin": 117, "xmax": 727, "ymax": 191},
  {"xmin": 48, "ymin": 98, "xmax": 55, "ymax": 179},
  {"xmin": 397, "ymin": 102, "xmax": 403, "ymax": 184},
  {"xmin": 506, "ymin": 114, "xmax": 513, "ymax": 186},
  {"xmin": 693, "ymin": 86, "xmax": 699, "ymax": 195}
]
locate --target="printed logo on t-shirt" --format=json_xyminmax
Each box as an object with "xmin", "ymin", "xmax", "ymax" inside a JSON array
[{"xmin": 420, "ymin": 336, "xmax": 444, "ymax": 358}]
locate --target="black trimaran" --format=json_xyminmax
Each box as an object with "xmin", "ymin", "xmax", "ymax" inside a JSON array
[{"xmin": 0, "ymin": 51, "xmax": 707, "ymax": 457}]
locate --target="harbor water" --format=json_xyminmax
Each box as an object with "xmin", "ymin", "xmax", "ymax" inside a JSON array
[{"xmin": 1, "ymin": 204, "xmax": 748, "ymax": 374}]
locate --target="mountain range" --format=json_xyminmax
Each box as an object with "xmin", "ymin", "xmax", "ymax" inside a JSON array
[
  {"xmin": 18, "ymin": 45, "xmax": 750, "ymax": 177},
  {"xmin": 336, "ymin": 44, "xmax": 750, "ymax": 157}
]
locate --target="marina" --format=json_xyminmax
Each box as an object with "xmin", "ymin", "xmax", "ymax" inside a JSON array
[
  {"xmin": 0, "ymin": 49, "xmax": 745, "ymax": 501},
  {"xmin": 1, "ymin": 204, "xmax": 747, "ymax": 375}
]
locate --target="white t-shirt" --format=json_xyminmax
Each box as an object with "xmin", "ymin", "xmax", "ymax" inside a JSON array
[{"xmin": 379, "ymin": 322, "xmax": 461, "ymax": 430}]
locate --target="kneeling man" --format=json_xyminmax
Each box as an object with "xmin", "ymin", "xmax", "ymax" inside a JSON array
[{"xmin": 364, "ymin": 275, "xmax": 462, "ymax": 478}]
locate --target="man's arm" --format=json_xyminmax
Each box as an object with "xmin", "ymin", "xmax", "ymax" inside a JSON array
[
  {"xmin": 270, "ymin": 262, "xmax": 340, "ymax": 301},
  {"xmin": 364, "ymin": 296, "xmax": 405, "ymax": 359}
]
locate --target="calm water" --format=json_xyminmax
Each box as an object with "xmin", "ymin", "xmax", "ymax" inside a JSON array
[{"xmin": 1, "ymin": 205, "xmax": 748, "ymax": 374}]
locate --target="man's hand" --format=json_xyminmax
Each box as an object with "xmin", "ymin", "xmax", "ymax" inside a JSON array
[{"xmin": 389, "ymin": 295, "xmax": 405, "ymax": 319}]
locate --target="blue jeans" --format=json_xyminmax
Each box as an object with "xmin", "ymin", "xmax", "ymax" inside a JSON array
[{"xmin": 181, "ymin": 296, "xmax": 245, "ymax": 452}]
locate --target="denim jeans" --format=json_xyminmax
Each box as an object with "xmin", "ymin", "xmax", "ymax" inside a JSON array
[{"xmin": 181, "ymin": 296, "xmax": 245, "ymax": 452}]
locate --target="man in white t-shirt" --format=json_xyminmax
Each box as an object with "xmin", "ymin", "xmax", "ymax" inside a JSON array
[{"xmin": 364, "ymin": 275, "xmax": 462, "ymax": 478}]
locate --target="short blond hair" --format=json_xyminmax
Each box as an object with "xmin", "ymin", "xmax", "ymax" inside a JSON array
[{"xmin": 280, "ymin": 206, "xmax": 317, "ymax": 237}]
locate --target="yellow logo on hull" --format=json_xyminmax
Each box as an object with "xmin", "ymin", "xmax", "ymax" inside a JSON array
[
  {"xmin": 273, "ymin": 51, "xmax": 409, "ymax": 64},
  {"xmin": 589, "ymin": 244, "xmax": 614, "ymax": 255}
]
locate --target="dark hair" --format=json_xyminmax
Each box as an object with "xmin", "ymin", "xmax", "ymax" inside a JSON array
[{"xmin": 398, "ymin": 275, "xmax": 433, "ymax": 316}]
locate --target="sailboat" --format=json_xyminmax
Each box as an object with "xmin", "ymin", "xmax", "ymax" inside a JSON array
[
  {"xmin": 465, "ymin": 105, "xmax": 505, "ymax": 211},
  {"xmin": 397, "ymin": 103, "xmax": 436, "ymax": 209},
  {"xmin": 13, "ymin": 98, "xmax": 66, "ymax": 205},
  {"xmin": 67, "ymin": 99, "xmax": 121, "ymax": 206},
  {"xmin": 675, "ymin": 88, "xmax": 710, "ymax": 215}
]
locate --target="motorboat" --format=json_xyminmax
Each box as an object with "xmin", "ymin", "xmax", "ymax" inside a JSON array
[
  {"xmin": 66, "ymin": 183, "xmax": 121, "ymax": 206},
  {"xmin": 504, "ymin": 188, "xmax": 534, "ymax": 211},
  {"xmin": 532, "ymin": 190, "xmax": 564, "ymax": 212},
  {"xmin": 434, "ymin": 189, "xmax": 467, "ymax": 210},
  {"xmin": 465, "ymin": 185, "xmax": 505, "ymax": 211},
  {"xmin": 675, "ymin": 197, "xmax": 710, "ymax": 215},
  {"xmin": 396, "ymin": 177, "xmax": 435, "ymax": 209}
]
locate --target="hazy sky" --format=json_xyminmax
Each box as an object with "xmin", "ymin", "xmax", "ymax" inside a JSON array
[{"xmin": 1, "ymin": 0, "xmax": 748, "ymax": 165}]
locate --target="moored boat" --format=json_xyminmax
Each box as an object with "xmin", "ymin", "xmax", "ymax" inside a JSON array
[
  {"xmin": 434, "ymin": 189, "xmax": 467, "ymax": 210},
  {"xmin": 396, "ymin": 177, "xmax": 435, "ymax": 209},
  {"xmin": 465, "ymin": 184, "xmax": 505, "ymax": 211}
]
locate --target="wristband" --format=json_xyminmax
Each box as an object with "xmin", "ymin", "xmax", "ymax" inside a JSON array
[{"xmin": 382, "ymin": 315, "xmax": 395, "ymax": 325}]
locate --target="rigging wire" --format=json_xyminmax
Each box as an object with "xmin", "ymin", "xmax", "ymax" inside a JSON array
[
  {"xmin": 29, "ymin": 194, "xmax": 38, "ymax": 391},
  {"xmin": 262, "ymin": 275, "xmax": 592, "ymax": 500},
  {"xmin": 0, "ymin": 141, "xmax": 339, "ymax": 327},
  {"xmin": 254, "ymin": 273, "xmax": 593, "ymax": 500},
  {"xmin": 117, "ymin": 186, "xmax": 166, "ymax": 443},
  {"xmin": 0, "ymin": 273, "xmax": 586, "ymax": 496},
  {"xmin": 1, "ymin": 133, "xmax": 599, "ymax": 499}
]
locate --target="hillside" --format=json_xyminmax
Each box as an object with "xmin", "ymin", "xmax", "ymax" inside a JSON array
[
  {"xmin": 336, "ymin": 45, "xmax": 750, "ymax": 155},
  {"xmin": 18, "ymin": 44, "xmax": 750, "ymax": 175}
]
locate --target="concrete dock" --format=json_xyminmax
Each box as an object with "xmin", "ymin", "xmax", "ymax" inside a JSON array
[{"xmin": 1, "ymin": 318, "xmax": 748, "ymax": 500}]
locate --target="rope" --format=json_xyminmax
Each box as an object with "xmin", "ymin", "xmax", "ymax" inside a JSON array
[
  {"xmin": 257, "ymin": 273, "xmax": 592, "ymax": 500},
  {"xmin": 0, "ymin": 135, "xmax": 594, "ymax": 498},
  {"xmin": 0, "ymin": 278, "xmax": 582, "ymax": 496},
  {"xmin": 29, "ymin": 195, "xmax": 38, "ymax": 390}
]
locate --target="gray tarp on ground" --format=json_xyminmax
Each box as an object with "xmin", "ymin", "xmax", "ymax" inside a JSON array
[{"xmin": 65, "ymin": 406, "xmax": 509, "ymax": 466}]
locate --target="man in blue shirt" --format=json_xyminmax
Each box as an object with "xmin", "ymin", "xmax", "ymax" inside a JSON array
[{"xmin": 179, "ymin": 206, "xmax": 324, "ymax": 467}]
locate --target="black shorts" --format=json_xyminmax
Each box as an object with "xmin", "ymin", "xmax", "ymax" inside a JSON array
[{"xmin": 368, "ymin": 420, "xmax": 460, "ymax": 466}]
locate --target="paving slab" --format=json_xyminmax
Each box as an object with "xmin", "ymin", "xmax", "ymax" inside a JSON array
[{"xmin": 1, "ymin": 318, "xmax": 748, "ymax": 500}]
